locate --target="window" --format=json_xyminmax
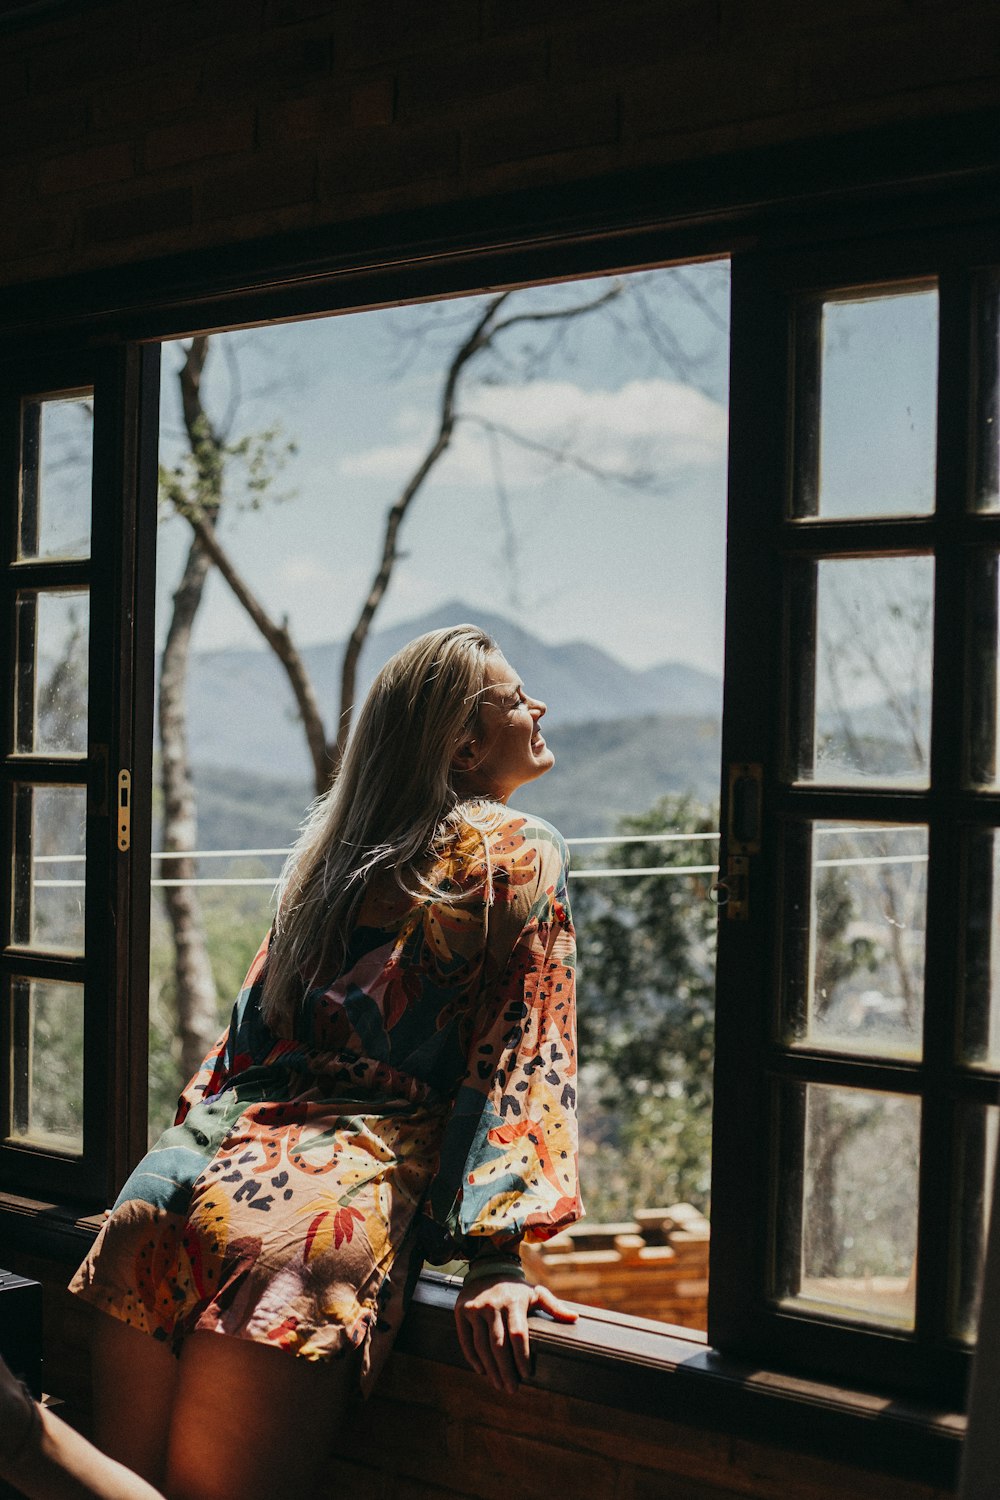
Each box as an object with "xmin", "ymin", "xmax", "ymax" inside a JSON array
[
  {"xmin": 147, "ymin": 270, "xmax": 730, "ymax": 1337},
  {"xmin": 711, "ymin": 247, "xmax": 1000, "ymax": 1403},
  {"xmin": 0, "ymin": 185, "xmax": 997, "ymax": 1422},
  {"xmin": 0, "ymin": 349, "xmax": 159, "ymax": 1205}
]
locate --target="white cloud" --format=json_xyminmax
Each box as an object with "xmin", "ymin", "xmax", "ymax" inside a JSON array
[{"xmin": 339, "ymin": 378, "xmax": 726, "ymax": 490}]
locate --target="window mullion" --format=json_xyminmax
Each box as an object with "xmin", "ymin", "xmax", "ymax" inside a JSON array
[{"xmin": 918, "ymin": 270, "xmax": 977, "ymax": 1352}]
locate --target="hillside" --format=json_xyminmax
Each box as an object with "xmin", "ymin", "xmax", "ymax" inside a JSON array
[
  {"xmin": 180, "ymin": 600, "xmax": 722, "ymax": 780},
  {"xmin": 184, "ymin": 709, "xmax": 722, "ymax": 855}
]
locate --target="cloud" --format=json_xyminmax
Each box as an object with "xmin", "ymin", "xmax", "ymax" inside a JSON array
[{"xmin": 338, "ymin": 378, "xmax": 726, "ymax": 490}]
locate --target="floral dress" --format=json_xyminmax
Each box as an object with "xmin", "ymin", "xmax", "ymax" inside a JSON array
[{"xmin": 70, "ymin": 811, "xmax": 581, "ymax": 1394}]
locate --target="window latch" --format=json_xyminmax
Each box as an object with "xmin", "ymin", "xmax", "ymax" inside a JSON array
[
  {"xmin": 117, "ymin": 769, "xmax": 131, "ymax": 852},
  {"xmin": 714, "ymin": 763, "xmax": 763, "ymax": 921}
]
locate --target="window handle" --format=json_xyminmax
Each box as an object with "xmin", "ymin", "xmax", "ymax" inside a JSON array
[{"xmin": 715, "ymin": 763, "xmax": 763, "ymax": 921}]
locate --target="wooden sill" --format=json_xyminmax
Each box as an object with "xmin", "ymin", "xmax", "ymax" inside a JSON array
[{"xmin": 0, "ymin": 1197, "xmax": 965, "ymax": 1489}]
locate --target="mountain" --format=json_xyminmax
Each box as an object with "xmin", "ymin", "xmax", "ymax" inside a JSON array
[
  {"xmin": 181, "ymin": 600, "xmax": 722, "ymax": 778},
  {"xmin": 186, "ymin": 709, "xmax": 722, "ymax": 854}
]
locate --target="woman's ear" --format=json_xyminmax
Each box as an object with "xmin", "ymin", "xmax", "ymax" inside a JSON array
[{"xmin": 451, "ymin": 735, "xmax": 478, "ymax": 772}]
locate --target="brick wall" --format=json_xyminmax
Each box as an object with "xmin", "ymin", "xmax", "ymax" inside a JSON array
[{"xmin": 1, "ymin": 0, "xmax": 999, "ymax": 287}]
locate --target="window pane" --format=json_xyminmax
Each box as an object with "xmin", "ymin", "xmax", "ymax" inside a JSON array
[
  {"xmin": 776, "ymin": 1082, "xmax": 920, "ymax": 1330},
  {"xmin": 953, "ymin": 1103, "xmax": 999, "ymax": 1341},
  {"xmin": 793, "ymin": 287, "xmax": 938, "ymax": 519},
  {"xmin": 18, "ymin": 393, "xmax": 93, "ymax": 561},
  {"xmin": 14, "ymin": 589, "xmax": 89, "ymax": 756},
  {"xmin": 11, "ymin": 783, "xmax": 86, "ymax": 954},
  {"xmin": 791, "ymin": 556, "xmax": 933, "ymax": 786},
  {"xmin": 783, "ymin": 822, "xmax": 926, "ymax": 1060},
  {"xmin": 974, "ymin": 273, "xmax": 999, "ymax": 512},
  {"xmin": 6, "ymin": 977, "xmax": 84, "ymax": 1155},
  {"xmin": 961, "ymin": 827, "xmax": 1000, "ymax": 1067}
]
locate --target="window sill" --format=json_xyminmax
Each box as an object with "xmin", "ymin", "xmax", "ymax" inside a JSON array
[
  {"xmin": 0, "ymin": 1197, "xmax": 965, "ymax": 1489},
  {"xmin": 404, "ymin": 1272, "xmax": 965, "ymax": 1490}
]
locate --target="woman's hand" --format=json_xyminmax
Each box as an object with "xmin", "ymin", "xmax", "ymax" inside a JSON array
[{"xmin": 454, "ymin": 1275, "xmax": 578, "ymax": 1395}]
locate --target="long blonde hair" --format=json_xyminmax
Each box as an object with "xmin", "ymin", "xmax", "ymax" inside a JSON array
[{"xmin": 260, "ymin": 624, "xmax": 503, "ymax": 1029}]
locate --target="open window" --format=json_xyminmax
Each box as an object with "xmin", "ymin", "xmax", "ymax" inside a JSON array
[
  {"xmin": 711, "ymin": 242, "xmax": 1000, "ymax": 1403},
  {"xmin": 0, "ymin": 348, "xmax": 159, "ymax": 1209}
]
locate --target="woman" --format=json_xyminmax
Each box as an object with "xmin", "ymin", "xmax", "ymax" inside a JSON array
[{"xmin": 1, "ymin": 625, "xmax": 581, "ymax": 1500}]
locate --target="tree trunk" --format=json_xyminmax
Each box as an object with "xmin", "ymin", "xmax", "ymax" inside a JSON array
[
  {"xmin": 160, "ymin": 336, "xmax": 221, "ymax": 1084},
  {"xmin": 159, "ymin": 527, "xmax": 221, "ymax": 1082}
]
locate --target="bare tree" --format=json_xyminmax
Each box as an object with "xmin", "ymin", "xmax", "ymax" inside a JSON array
[{"xmin": 158, "ymin": 338, "xmax": 224, "ymax": 1077}]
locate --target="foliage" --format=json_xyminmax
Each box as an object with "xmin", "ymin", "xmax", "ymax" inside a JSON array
[
  {"xmin": 158, "ymin": 416, "xmax": 297, "ymax": 524},
  {"xmin": 148, "ymin": 878, "xmax": 273, "ymax": 1142},
  {"xmin": 571, "ymin": 794, "xmax": 718, "ymax": 1221}
]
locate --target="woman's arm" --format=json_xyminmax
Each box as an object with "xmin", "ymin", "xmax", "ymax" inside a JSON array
[{"xmin": 0, "ymin": 1363, "xmax": 165, "ymax": 1500}]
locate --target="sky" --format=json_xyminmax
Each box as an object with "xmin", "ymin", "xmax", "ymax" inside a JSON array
[
  {"xmin": 154, "ymin": 264, "xmax": 732, "ymax": 675},
  {"xmin": 153, "ymin": 268, "xmax": 942, "ymax": 689}
]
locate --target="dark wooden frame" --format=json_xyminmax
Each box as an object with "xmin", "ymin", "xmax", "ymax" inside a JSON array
[
  {"xmin": 0, "ymin": 346, "xmax": 159, "ymax": 1206},
  {"xmin": 711, "ymin": 232, "xmax": 1000, "ymax": 1407},
  {"xmin": 0, "ymin": 105, "xmax": 997, "ymax": 1440}
]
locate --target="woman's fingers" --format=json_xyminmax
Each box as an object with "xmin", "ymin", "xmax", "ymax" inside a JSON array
[
  {"xmin": 530, "ymin": 1283, "xmax": 579, "ymax": 1322},
  {"xmin": 454, "ymin": 1305, "xmax": 483, "ymax": 1377},
  {"xmin": 471, "ymin": 1307, "xmax": 503, "ymax": 1392},
  {"xmin": 490, "ymin": 1308, "xmax": 520, "ymax": 1395},
  {"xmin": 506, "ymin": 1302, "xmax": 532, "ymax": 1382}
]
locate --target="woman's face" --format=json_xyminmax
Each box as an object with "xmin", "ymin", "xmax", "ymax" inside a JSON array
[{"xmin": 453, "ymin": 654, "xmax": 554, "ymax": 803}]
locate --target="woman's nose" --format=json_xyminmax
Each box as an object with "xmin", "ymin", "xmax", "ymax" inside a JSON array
[{"xmin": 529, "ymin": 695, "xmax": 546, "ymax": 720}]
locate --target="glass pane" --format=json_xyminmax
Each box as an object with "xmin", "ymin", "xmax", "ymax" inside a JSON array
[
  {"xmin": 791, "ymin": 556, "xmax": 933, "ymax": 786},
  {"xmin": 776, "ymin": 1082, "xmax": 920, "ymax": 1330},
  {"xmin": 11, "ymin": 783, "xmax": 86, "ymax": 954},
  {"xmin": 18, "ymin": 392, "xmax": 93, "ymax": 560},
  {"xmin": 974, "ymin": 273, "xmax": 999, "ymax": 512},
  {"xmin": 14, "ymin": 589, "xmax": 89, "ymax": 756},
  {"xmin": 969, "ymin": 553, "xmax": 1000, "ymax": 786},
  {"xmin": 793, "ymin": 286, "xmax": 938, "ymax": 519},
  {"xmin": 6, "ymin": 977, "xmax": 84, "ymax": 1155},
  {"xmin": 961, "ymin": 827, "xmax": 1000, "ymax": 1066},
  {"xmin": 784, "ymin": 822, "xmax": 926, "ymax": 1059},
  {"xmin": 954, "ymin": 1103, "xmax": 999, "ymax": 1341}
]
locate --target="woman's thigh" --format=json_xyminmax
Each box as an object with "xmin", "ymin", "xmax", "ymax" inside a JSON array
[
  {"xmin": 163, "ymin": 1332, "xmax": 356, "ymax": 1500},
  {"xmin": 91, "ymin": 1314, "xmax": 180, "ymax": 1487}
]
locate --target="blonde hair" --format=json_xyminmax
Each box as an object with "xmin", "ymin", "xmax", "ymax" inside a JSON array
[{"xmin": 260, "ymin": 624, "xmax": 504, "ymax": 1029}]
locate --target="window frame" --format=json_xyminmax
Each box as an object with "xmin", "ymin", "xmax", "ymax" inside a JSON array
[
  {"xmin": 711, "ymin": 236, "xmax": 1000, "ymax": 1407},
  {"xmin": 0, "ymin": 110, "xmax": 997, "ymax": 1439},
  {"xmin": 0, "ymin": 345, "xmax": 159, "ymax": 1205}
]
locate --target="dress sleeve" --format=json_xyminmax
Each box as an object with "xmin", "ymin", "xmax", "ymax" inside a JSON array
[
  {"xmin": 420, "ymin": 828, "xmax": 582, "ymax": 1262},
  {"xmin": 173, "ymin": 930, "xmax": 274, "ymax": 1124}
]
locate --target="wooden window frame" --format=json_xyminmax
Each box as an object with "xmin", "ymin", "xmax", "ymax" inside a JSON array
[
  {"xmin": 0, "ymin": 347, "xmax": 159, "ymax": 1206},
  {"xmin": 712, "ymin": 235, "xmax": 1000, "ymax": 1408},
  {"xmin": 0, "ymin": 107, "xmax": 998, "ymax": 1473}
]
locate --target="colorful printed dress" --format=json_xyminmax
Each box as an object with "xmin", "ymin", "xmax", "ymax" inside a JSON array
[{"xmin": 70, "ymin": 811, "xmax": 581, "ymax": 1394}]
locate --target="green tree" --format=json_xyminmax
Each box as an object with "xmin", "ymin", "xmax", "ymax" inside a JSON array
[{"xmin": 571, "ymin": 794, "xmax": 718, "ymax": 1220}]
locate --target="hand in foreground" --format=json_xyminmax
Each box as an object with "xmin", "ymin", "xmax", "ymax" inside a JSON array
[{"xmin": 454, "ymin": 1275, "xmax": 578, "ymax": 1396}]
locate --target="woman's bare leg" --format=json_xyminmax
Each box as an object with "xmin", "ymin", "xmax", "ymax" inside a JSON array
[
  {"xmin": 163, "ymin": 1333, "xmax": 356, "ymax": 1500},
  {"xmin": 90, "ymin": 1318, "xmax": 179, "ymax": 1488}
]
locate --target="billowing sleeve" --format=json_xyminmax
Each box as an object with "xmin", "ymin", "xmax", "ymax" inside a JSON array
[
  {"xmin": 420, "ymin": 824, "xmax": 582, "ymax": 1263},
  {"xmin": 173, "ymin": 930, "xmax": 276, "ymax": 1124}
]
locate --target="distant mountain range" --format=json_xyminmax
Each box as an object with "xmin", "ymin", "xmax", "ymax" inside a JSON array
[
  {"xmin": 181, "ymin": 600, "xmax": 723, "ymax": 781},
  {"xmin": 189, "ymin": 708, "xmax": 723, "ymax": 850}
]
